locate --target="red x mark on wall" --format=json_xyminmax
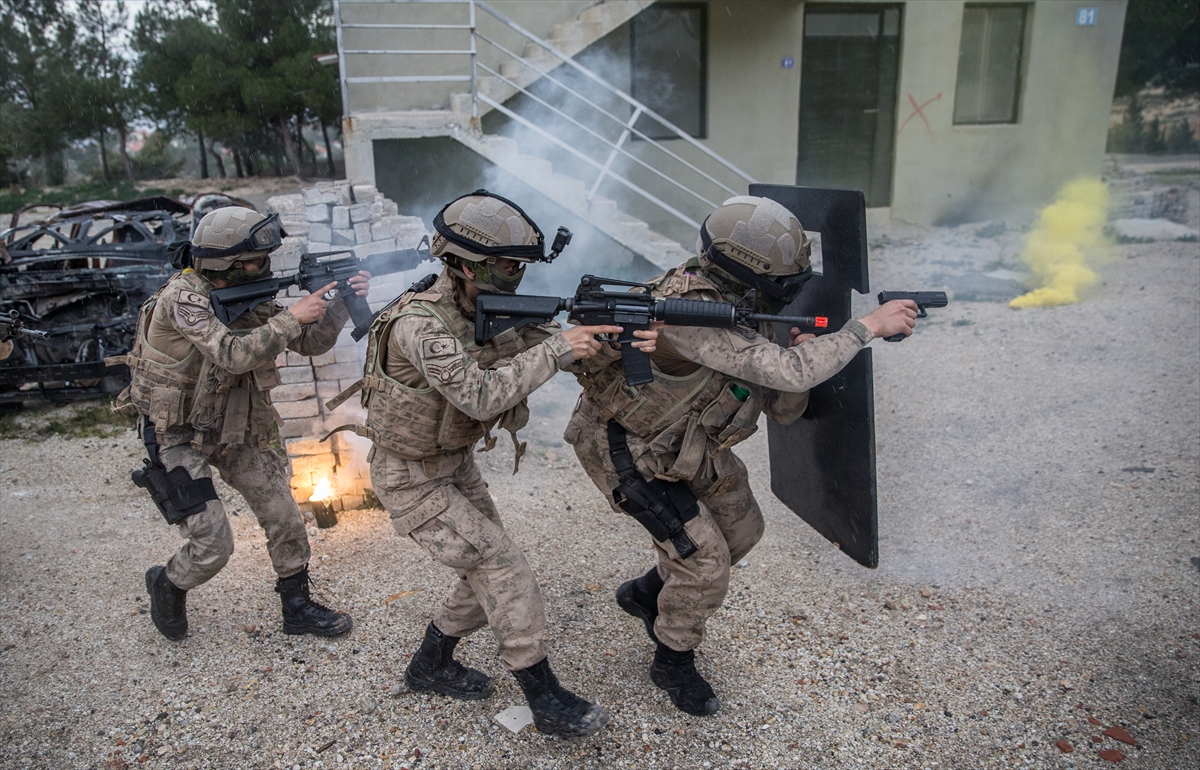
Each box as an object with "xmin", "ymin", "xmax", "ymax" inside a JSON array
[{"xmin": 897, "ymin": 92, "xmax": 943, "ymax": 137}]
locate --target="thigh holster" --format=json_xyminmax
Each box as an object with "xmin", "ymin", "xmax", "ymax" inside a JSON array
[
  {"xmin": 606, "ymin": 421, "xmax": 699, "ymax": 559},
  {"xmin": 132, "ymin": 419, "xmax": 219, "ymax": 525}
]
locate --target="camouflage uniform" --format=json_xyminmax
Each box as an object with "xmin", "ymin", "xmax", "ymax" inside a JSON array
[
  {"xmin": 566, "ymin": 263, "xmax": 873, "ymax": 652},
  {"xmin": 355, "ymin": 270, "xmax": 575, "ymax": 671},
  {"xmin": 0, "ymin": 339, "xmax": 12, "ymax": 361},
  {"xmin": 117, "ymin": 269, "xmax": 349, "ymax": 589}
]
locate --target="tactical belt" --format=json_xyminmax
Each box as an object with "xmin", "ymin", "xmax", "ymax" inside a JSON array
[
  {"xmin": 606, "ymin": 420, "xmax": 699, "ymax": 559},
  {"xmin": 132, "ymin": 418, "xmax": 219, "ymax": 525}
]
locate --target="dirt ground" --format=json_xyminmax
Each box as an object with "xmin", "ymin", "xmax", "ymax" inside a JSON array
[{"xmin": 0, "ymin": 180, "xmax": 1197, "ymax": 769}]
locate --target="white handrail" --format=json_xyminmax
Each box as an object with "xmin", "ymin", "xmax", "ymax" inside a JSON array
[
  {"xmin": 336, "ymin": 0, "xmax": 756, "ymax": 235},
  {"xmin": 474, "ymin": 0, "xmax": 757, "ymax": 184},
  {"xmin": 479, "ymin": 93, "xmax": 701, "ymax": 230}
]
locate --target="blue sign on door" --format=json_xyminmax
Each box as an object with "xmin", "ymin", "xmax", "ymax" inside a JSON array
[
  {"xmin": 782, "ymin": 57, "xmax": 795, "ymax": 69},
  {"xmin": 1076, "ymin": 8, "xmax": 1097, "ymax": 25}
]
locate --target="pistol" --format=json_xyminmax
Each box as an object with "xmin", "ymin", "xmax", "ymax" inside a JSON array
[{"xmin": 876, "ymin": 291, "xmax": 949, "ymax": 342}]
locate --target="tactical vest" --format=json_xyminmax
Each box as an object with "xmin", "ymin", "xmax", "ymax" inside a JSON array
[
  {"xmin": 328, "ymin": 271, "xmax": 535, "ymax": 467},
  {"xmin": 112, "ymin": 270, "xmax": 283, "ymax": 451},
  {"xmin": 576, "ymin": 268, "xmax": 764, "ymax": 483}
]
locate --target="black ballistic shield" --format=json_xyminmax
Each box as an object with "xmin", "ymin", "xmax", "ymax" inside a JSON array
[{"xmin": 749, "ymin": 184, "xmax": 878, "ymax": 568}]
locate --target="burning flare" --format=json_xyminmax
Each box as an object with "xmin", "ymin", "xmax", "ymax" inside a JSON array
[
  {"xmin": 1010, "ymin": 178, "xmax": 1109, "ymax": 309},
  {"xmin": 310, "ymin": 478, "xmax": 334, "ymax": 503}
]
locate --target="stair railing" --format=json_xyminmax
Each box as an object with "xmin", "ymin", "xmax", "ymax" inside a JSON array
[{"xmin": 335, "ymin": 0, "xmax": 758, "ymax": 233}]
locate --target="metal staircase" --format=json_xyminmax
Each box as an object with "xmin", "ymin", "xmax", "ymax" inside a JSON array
[{"xmin": 335, "ymin": 0, "xmax": 756, "ymax": 271}]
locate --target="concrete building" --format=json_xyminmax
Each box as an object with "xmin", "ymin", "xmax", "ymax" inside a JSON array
[{"xmin": 336, "ymin": 0, "xmax": 1127, "ymax": 269}]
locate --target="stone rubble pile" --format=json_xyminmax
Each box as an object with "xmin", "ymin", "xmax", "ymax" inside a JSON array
[{"xmin": 264, "ymin": 181, "xmax": 437, "ymax": 512}]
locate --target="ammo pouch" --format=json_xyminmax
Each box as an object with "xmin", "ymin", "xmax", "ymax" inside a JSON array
[
  {"xmin": 607, "ymin": 420, "xmax": 699, "ymax": 559},
  {"xmin": 132, "ymin": 420, "xmax": 218, "ymax": 526}
]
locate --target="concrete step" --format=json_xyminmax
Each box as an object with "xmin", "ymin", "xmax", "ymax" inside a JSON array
[
  {"xmin": 470, "ymin": 0, "xmax": 654, "ymax": 118},
  {"xmin": 452, "ymin": 127, "xmax": 690, "ymax": 271}
]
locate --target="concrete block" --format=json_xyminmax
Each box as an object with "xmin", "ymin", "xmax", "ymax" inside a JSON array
[
  {"xmin": 371, "ymin": 202, "xmax": 383, "ymax": 218},
  {"xmin": 316, "ymin": 380, "xmax": 342, "ymax": 400},
  {"xmin": 352, "ymin": 184, "xmax": 378, "ymax": 201},
  {"xmin": 306, "ymin": 242, "xmax": 331, "ymax": 255},
  {"xmin": 273, "ymin": 251, "xmax": 301, "ymax": 272},
  {"xmin": 267, "ymin": 194, "xmax": 305, "ymax": 217},
  {"xmin": 275, "ymin": 352, "xmax": 288, "ymax": 367},
  {"xmin": 290, "ymin": 453, "xmax": 336, "ymax": 477},
  {"xmin": 278, "ymin": 417, "xmax": 318, "ymax": 439},
  {"xmin": 304, "ymin": 188, "xmax": 341, "ymax": 206},
  {"xmin": 349, "ymin": 203, "xmax": 373, "ymax": 223},
  {"xmin": 285, "ymin": 437, "xmax": 329, "ymax": 456},
  {"xmin": 309, "ymin": 223, "xmax": 332, "ymax": 244},
  {"xmin": 305, "ymin": 204, "xmax": 331, "ymax": 222},
  {"xmin": 352, "ymin": 239, "xmax": 396, "ymax": 259},
  {"xmin": 315, "ymin": 362, "xmax": 361, "ymax": 380},
  {"xmin": 341, "ymin": 495, "xmax": 365, "ymax": 511},
  {"xmin": 354, "ymin": 222, "xmax": 373, "ymax": 243},
  {"xmin": 271, "ymin": 383, "xmax": 320, "ymax": 403},
  {"xmin": 275, "ymin": 399, "xmax": 320, "ymax": 419},
  {"xmin": 279, "ymin": 365, "xmax": 315, "ymax": 385},
  {"xmin": 334, "ymin": 346, "xmax": 362, "ymax": 364},
  {"xmin": 381, "ymin": 198, "xmax": 399, "ymax": 217},
  {"xmin": 286, "ymin": 352, "xmax": 310, "ymax": 367},
  {"xmin": 332, "ymin": 206, "xmax": 351, "ymax": 230},
  {"xmin": 332, "ymin": 229, "xmax": 355, "ymax": 246},
  {"xmin": 310, "ymin": 349, "xmax": 338, "ymax": 366}
]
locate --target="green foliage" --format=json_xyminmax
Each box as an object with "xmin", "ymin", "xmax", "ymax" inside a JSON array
[
  {"xmin": 1115, "ymin": 0, "xmax": 1200, "ymax": 97},
  {"xmin": 130, "ymin": 131, "xmax": 184, "ymax": 179},
  {"xmin": 0, "ymin": 402, "xmax": 135, "ymax": 440},
  {"xmin": 1108, "ymin": 93, "xmax": 1199, "ymax": 154},
  {"xmin": 0, "ymin": 180, "xmax": 180, "ymax": 212}
]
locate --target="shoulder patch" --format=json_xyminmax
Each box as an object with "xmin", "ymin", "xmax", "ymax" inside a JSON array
[
  {"xmin": 174, "ymin": 290, "xmax": 213, "ymax": 330},
  {"xmin": 421, "ymin": 335, "xmax": 462, "ymax": 359},
  {"xmin": 425, "ymin": 357, "xmax": 466, "ymax": 384}
]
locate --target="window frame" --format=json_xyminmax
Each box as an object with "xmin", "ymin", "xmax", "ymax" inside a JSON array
[
  {"xmin": 628, "ymin": 1, "xmax": 709, "ymax": 140},
  {"xmin": 952, "ymin": 3, "xmax": 1032, "ymax": 126}
]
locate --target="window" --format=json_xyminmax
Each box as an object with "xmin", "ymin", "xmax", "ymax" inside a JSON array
[
  {"xmin": 953, "ymin": 5, "xmax": 1027, "ymax": 124},
  {"xmin": 630, "ymin": 4, "xmax": 706, "ymax": 139}
]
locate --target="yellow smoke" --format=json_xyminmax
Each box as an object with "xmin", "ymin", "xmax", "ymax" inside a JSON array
[{"xmin": 1010, "ymin": 178, "xmax": 1109, "ymax": 309}]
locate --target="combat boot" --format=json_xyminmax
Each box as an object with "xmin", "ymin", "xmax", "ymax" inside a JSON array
[
  {"xmin": 650, "ymin": 642, "xmax": 720, "ymax": 716},
  {"xmin": 511, "ymin": 658, "xmax": 611, "ymax": 738},
  {"xmin": 615, "ymin": 567, "xmax": 664, "ymax": 643},
  {"xmin": 145, "ymin": 565, "xmax": 188, "ymax": 641},
  {"xmin": 404, "ymin": 622, "xmax": 495, "ymax": 700},
  {"xmin": 275, "ymin": 566, "xmax": 353, "ymax": 636}
]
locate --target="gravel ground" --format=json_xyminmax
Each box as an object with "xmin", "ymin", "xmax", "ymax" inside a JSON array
[{"xmin": 1, "ymin": 213, "xmax": 1197, "ymax": 770}]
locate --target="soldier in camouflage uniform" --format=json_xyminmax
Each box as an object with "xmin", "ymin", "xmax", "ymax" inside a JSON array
[
  {"xmin": 116, "ymin": 207, "xmax": 365, "ymax": 642},
  {"xmin": 330, "ymin": 191, "xmax": 655, "ymax": 738},
  {"xmin": 565, "ymin": 196, "xmax": 919, "ymax": 716}
]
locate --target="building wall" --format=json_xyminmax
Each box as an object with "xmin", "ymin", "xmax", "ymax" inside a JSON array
[
  {"xmin": 890, "ymin": 0, "xmax": 1126, "ymax": 225},
  {"xmin": 340, "ymin": 0, "xmax": 594, "ymax": 112},
  {"xmin": 349, "ymin": 0, "xmax": 1127, "ymax": 228}
]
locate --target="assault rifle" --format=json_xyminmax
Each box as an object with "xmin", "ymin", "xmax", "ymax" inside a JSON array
[
  {"xmin": 209, "ymin": 237, "xmax": 433, "ymax": 341},
  {"xmin": 0, "ymin": 310, "xmax": 49, "ymax": 342},
  {"xmin": 476, "ymin": 275, "xmax": 831, "ymax": 387},
  {"xmin": 876, "ymin": 291, "xmax": 948, "ymax": 341}
]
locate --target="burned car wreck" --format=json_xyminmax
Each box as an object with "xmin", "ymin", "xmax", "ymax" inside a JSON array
[{"xmin": 0, "ymin": 194, "xmax": 252, "ymax": 407}]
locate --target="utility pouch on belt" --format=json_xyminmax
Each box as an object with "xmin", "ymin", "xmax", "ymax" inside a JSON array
[
  {"xmin": 607, "ymin": 420, "xmax": 699, "ymax": 559},
  {"xmin": 132, "ymin": 420, "xmax": 218, "ymax": 525}
]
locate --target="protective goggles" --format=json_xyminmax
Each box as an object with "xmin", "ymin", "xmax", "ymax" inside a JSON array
[
  {"xmin": 699, "ymin": 219, "xmax": 812, "ymax": 304},
  {"xmin": 189, "ymin": 213, "xmax": 287, "ymax": 261},
  {"xmin": 433, "ymin": 190, "xmax": 570, "ymax": 262}
]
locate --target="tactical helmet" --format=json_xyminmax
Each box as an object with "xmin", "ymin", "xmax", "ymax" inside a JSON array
[
  {"xmin": 189, "ymin": 207, "xmax": 284, "ymax": 283},
  {"xmin": 431, "ymin": 190, "xmax": 570, "ymax": 294},
  {"xmin": 697, "ymin": 196, "xmax": 812, "ymax": 311}
]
